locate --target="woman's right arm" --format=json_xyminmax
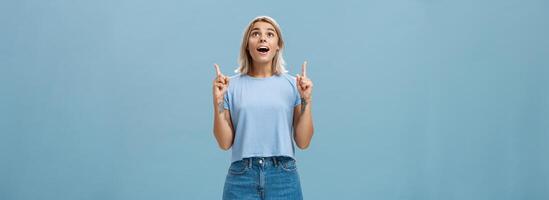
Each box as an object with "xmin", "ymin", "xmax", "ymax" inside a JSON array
[{"xmin": 212, "ymin": 64, "xmax": 234, "ymax": 150}]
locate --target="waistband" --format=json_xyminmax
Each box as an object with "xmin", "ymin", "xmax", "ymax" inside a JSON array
[{"xmin": 239, "ymin": 156, "xmax": 295, "ymax": 168}]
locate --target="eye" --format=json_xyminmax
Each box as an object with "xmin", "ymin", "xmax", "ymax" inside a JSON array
[
  {"xmin": 251, "ymin": 32, "xmax": 260, "ymax": 37},
  {"xmin": 268, "ymin": 32, "xmax": 275, "ymax": 37}
]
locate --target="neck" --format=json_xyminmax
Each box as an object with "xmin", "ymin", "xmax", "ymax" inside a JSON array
[{"xmin": 248, "ymin": 61, "xmax": 273, "ymax": 78}]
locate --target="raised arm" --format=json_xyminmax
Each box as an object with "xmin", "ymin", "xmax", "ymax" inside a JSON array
[
  {"xmin": 212, "ymin": 64, "xmax": 234, "ymax": 150},
  {"xmin": 293, "ymin": 61, "xmax": 314, "ymax": 149}
]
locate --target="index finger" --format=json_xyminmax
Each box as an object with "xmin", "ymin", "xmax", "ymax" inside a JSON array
[
  {"xmin": 214, "ymin": 63, "xmax": 222, "ymax": 76},
  {"xmin": 301, "ymin": 61, "xmax": 308, "ymax": 77}
]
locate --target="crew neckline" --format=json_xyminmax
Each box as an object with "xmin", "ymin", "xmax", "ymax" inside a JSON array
[{"xmin": 244, "ymin": 73, "xmax": 277, "ymax": 80}]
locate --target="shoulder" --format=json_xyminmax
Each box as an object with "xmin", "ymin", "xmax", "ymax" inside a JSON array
[
  {"xmin": 278, "ymin": 73, "xmax": 297, "ymax": 83},
  {"xmin": 225, "ymin": 74, "xmax": 243, "ymax": 92},
  {"xmin": 228, "ymin": 73, "xmax": 243, "ymax": 80},
  {"xmin": 279, "ymin": 72, "xmax": 296, "ymax": 79},
  {"xmin": 227, "ymin": 73, "xmax": 244, "ymax": 86},
  {"xmin": 277, "ymin": 73, "xmax": 298, "ymax": 88}
]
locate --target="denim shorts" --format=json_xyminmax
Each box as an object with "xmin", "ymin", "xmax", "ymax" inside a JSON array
[{"xmin": 222, "ymin": 156, "xmax": 303, "ymax": 200}]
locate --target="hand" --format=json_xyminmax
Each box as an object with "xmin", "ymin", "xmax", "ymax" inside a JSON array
[
  {"xmin": 296, "ymin": 61, "xmax": 313, "ymax": 102},
  {"xmin": 213, "ymin": 64, "xmax": 229, "ymax": 105}
]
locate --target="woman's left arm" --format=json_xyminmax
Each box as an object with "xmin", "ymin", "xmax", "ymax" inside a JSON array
[{"xmin": 293, "ymin": 61, "xmax": 314, "ymax": 149}]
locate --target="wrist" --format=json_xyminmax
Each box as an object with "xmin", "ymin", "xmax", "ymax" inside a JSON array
[
  {"xmin": 213, "ymin": 95, "xmax": 223, "ymax": 104},
  {"xmin": 213, "ymin": 99, "xmax": 224, "ymax": 111}
]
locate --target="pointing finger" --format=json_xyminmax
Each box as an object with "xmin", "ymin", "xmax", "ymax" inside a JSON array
[
  {"xmin": 214, "ymin": 63, "xmax": 221, "ymax": 76},
  {"xmin": 302, "ymin": 61, "xmax": 307, "ymax": 77}
]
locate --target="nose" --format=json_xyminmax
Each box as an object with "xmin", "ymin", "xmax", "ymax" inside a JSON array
[{"xmin": 260, "ymin": 35, "xmax": 267, "ymax": 43}]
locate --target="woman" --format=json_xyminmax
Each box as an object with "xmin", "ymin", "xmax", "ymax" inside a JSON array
[{"xmin": 212, "ymin": 16, "xmax": 314, "ymax": 200}]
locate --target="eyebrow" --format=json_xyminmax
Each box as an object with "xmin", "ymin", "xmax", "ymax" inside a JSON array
[{"xmin": 251, "ymin": 27, "xmax": 276, "ymax": 32}]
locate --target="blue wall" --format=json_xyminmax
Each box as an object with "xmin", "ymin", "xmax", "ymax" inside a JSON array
[{"xmin": 1, "ymin": 0, "xmax": 548, "ymax": 199}]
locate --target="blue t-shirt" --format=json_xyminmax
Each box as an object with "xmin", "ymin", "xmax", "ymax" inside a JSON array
[{"xmin": 224, "ymin": 73, "xmax": 302, "ymax": 162}]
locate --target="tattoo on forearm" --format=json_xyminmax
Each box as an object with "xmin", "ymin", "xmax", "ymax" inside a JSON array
[
  {"xmin": 217, "ymin": 102, "xmax": 224, "ymax": 114},
  {"xmin": 301, "ymin": 98, "xmax": 308, "ymax": 113}
]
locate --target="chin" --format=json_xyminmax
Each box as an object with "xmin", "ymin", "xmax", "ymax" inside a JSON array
[{"xmin": 252, "ymin": 56, "xmax": 274, "ymax": 63}]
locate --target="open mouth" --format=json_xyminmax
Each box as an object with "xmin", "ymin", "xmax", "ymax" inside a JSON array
[{"xmin": 257, "ymin": 46, "xmax": 270, "ymax": 54}]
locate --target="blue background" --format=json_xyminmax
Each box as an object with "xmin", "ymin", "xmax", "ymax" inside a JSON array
[{"xmin": 1, "ymin": 0, "xmax": 548, "ymax": 199}]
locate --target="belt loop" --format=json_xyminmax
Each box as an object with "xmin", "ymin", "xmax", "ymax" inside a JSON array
[
  {"xmin": 246, "ymin": 158, "xmax": 251, "ymax": 169},
  {"xmin": 273, "ymin": 157, "xmax": 278, "ymax": 167}
]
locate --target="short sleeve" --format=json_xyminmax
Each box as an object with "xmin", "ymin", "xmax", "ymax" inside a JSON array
[
  {"xmin": 223, "ymin": 91, "xmax": 230, "ymax": 110},
  {"xmin": 294, "ymin": 96, "xmax": 302, "ymax": 107},
  {"xmin": 293, "ymin": 82, "xmax": 302, "ymax": 107}
]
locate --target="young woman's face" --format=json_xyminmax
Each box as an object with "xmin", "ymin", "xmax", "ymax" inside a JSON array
[{"xmin": 247, "ymin": 21, "xmax": 280, "ymax": 66}]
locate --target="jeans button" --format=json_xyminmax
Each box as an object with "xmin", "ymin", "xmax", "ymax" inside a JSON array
[{"xmin": 259, "ymin": 159, "xmax": 263, "ymax": 164}]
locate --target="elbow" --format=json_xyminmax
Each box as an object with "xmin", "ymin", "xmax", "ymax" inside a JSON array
[
  {"xmin": 213, "ymin": 130, "xmax": 233, "ymax": 151},
  {"xmin": 216, "ymin": 136, "xmax": 233, "ymax": 150},
  {"xmin": 295, "ymin": 135, "xmax": 312, "ymax": 150},
  {"xmin": 218, "ymin": 143, "xmax": 232, "ymax": 151},
  {"xmin": 296, "ymin": 142, "xmax": 310, "ymax": 150},
  {"xmin": 295, "ymin": 129, "xmax": 314, "ymax": 150}
]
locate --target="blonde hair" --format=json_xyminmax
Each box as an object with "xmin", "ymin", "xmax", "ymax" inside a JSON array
[{"xmin": 235, "ymin": 16, "xmax": 287, "ymax": 75}]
